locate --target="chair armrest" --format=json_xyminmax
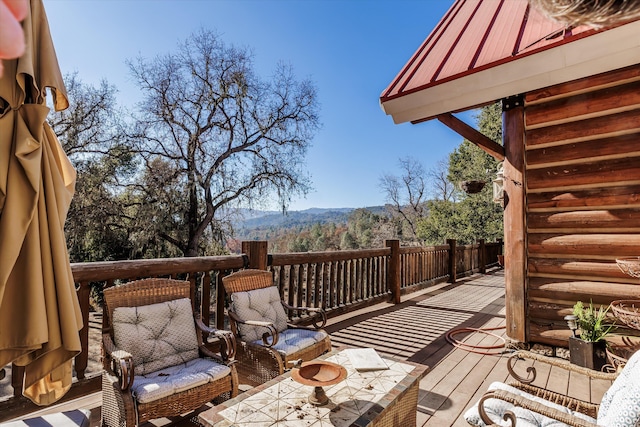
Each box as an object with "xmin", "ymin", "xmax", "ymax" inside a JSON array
[
  {"xmin": 508, "ymin": 350, "xmax": 617, "ymax": 385},
  {"xmin": 478, "ymin": 388, "xmax": 598, "ymax": 427},
  {"xmin": 195, "ymin": 318, "xmax": 237, "ymax": 361},
  {"xmin": 281, "ymin": 302, "xmax": 327, "ymax": 329},
  {"xmin": 102, "ymin": 334, "xmax": 134, "ymax": 391},
  {"xmin": 228, "ymin": 311, "xmax": 279, "ymax": 347}
]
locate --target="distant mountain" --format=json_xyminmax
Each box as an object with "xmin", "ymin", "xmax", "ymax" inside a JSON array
[{"xmin": 234, "ymin": 206, "xmax": 386, "ymax": 240}]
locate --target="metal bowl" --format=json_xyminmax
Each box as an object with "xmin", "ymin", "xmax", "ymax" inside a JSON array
[{"xmin": 291, "ymin": 360, "xmax": 347, "ymax": 387}]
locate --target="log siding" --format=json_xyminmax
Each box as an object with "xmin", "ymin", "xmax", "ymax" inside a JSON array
[{"xmin": 523, "ymin": 64, "xmax": 640, "ymax": 346}]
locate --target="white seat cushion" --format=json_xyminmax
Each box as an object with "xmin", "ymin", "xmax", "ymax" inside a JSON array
[
  {"xmin": 132, "ymin": 358, "xmax": 231, "ymax": 404},
  {"xmin": 254, "ymin": 328, "xmax": 328, "ymax": 356},
  {"xmin": 112, "ymin": 298, "xmax": 199, "ymax": 375},
  {"xmin": 598, "ymin": 349, "xmax": 640, "ymax": 426},
  {"xmin": 463, "ymin": 381, "xmax": 597, "ymax": 427},
  {"xmin": 231, "ymin": 287, "xmax": 289, "ymax": 342}
]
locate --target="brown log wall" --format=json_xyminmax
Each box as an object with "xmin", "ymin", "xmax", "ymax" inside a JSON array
[{"xmin": 524, "ymin": 64, "xmax": 640, "ymax": 346}]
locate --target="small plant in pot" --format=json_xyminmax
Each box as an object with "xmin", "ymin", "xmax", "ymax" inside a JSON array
[{"xmin": 566, "ymin": 300, "xmax": 614, "ymax": 371}]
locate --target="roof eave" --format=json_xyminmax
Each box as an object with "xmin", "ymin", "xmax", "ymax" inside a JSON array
[{"xmin": 380, "ymin": 20, "xmax": 640, "ymax": 124}]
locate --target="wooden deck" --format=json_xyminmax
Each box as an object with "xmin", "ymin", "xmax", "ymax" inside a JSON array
[{"xmin": 5, "ymin": 268, "xmax": 613, "ymax": 426}]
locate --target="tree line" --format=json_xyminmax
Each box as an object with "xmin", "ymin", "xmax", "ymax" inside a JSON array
[{"xmin": 53, "ymin": 29, "xmax": 503, "ymax": 263}]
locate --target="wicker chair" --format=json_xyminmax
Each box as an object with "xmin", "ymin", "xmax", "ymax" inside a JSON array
[
  {"xmin": 464, "ymin": 349, "xmax": 640, "ymax": 427},
  {"xmin": 222, "ymin": 269, "xmax": 332, "ymax": 386},
  {"xmin": 101, "ymin": 278, "xmax": 238, "ymax": 427}
]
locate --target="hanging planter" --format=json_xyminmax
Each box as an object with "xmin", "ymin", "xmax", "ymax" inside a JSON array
[{"xmin": 460, "ymin": 180, "xmax": 486, "ymax": 194}]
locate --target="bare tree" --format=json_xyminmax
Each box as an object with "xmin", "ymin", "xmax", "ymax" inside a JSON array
[
  {"xmin": 379, "ymin": 157, "xmax": 428, "ymax": 242},
  {"xmin": 128, "ymin": 29, "xmax": 320, "ymax": 256},
  {"xmin": 429, "ymin": 158, "xmax": 456, "ymax": 202}
]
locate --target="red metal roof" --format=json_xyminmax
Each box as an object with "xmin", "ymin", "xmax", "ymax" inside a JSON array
[
  {"xmin": 381, "ymin": 0, "xmax": 597, "ymax": 103},
  {"xmin": 376, "ymin": 0, "xmax": 640, "ymax": 126}
]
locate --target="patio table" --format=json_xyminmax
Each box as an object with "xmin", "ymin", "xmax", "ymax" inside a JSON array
[{"xmin": 198, "ymin": 347, "xmax": 429, "ymax": 427}]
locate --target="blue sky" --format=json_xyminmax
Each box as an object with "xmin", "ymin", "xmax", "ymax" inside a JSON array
[{"xmin": 44, "ymin": 0, "xmax": 472, "ymax": 211}]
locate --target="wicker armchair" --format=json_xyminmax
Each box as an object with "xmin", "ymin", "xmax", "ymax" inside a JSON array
[
  {"xmin": 222, "ymin": 269, "xmax": 332, "ymax": 386},
  {"xmin": 464, "ymin": 349, "xmax": 640, "ymax": 427},
  {"xmin": 101, "ymin": 278, "xmax": 238, "ymax": 427}
]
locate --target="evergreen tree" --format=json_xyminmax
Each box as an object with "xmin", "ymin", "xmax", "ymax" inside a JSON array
[{"xmin": 417, "ymin": 103, "xmax": 504, "ymax": 244}]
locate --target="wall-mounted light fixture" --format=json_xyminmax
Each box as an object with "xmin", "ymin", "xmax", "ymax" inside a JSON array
[{"xmin": 492, "ymin": 163, "xmax": 504, "ymax": 206}]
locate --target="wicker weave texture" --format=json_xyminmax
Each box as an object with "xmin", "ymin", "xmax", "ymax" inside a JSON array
[
  {"xmin": 222, "ymin": 269, "xmax": 274, "ymax": 293},
  {"xmin": 611, "ymin": 300, "xmax": 640, "ymax": 329},
  {"xmin": 370, "ymin": 380, "xmax": 420, "ymax": 427},
  {"xmin": 135, "ymin": 376, "xmax": 233, "ymax": 424},
  {"xmin": 510, "ymin": 382, "xmax": 599, "ymax": 419}
]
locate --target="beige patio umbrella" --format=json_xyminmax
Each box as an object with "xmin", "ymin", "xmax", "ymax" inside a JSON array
[{"xmin": 0, "ymin": 0, "xmax": 82, "ymax": 405}]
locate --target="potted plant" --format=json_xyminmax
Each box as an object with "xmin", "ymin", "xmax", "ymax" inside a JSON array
[{"xmin": 566, "ymin": 300, "xmax": 614, "ymax": 370}]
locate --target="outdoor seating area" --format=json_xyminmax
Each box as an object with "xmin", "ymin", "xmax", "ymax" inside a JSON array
[
  {"xmin": 1, "ymin": 269, "xmax": 513, "ymax": 426},
  {"xmin": 6, "ymin": 268, "xmax": 640, "ymax": 427}
]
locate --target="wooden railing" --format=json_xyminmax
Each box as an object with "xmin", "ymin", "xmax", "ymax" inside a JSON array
[{"xmin": 0, "ymin": 238, "xmax": 501, "ymax": 420}]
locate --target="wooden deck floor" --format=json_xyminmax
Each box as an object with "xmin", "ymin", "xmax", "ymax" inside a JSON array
[{"xmin": 8, "ymin": 268, "xmax": 613, "ymax": 426}]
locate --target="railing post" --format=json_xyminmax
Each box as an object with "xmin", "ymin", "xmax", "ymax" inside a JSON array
[
  {"xmin": 75, "ymin": 281, "xmax": 91, "ymax": 379},
  {"xmin": 447, "ymin": 238, "xmax": 457, "ymax": 284},
  {"xmin": 242, "ymin": 241, "xmax": 269, "ymax": 270},
  {"xmin": 386, "ymin": 240, "xmax": 401, "ymax": 304},
  {"xmin": 478, "ymin": 239, "xmax": 486, "ymax": 274}
]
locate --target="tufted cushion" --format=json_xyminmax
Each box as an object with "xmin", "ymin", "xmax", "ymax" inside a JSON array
[
  {"xmin": 255, "ymin": 328, "xmax": 328, "ymax": 356},
  {"xmin": 463, "ymin": 382, "xmax": 597, "ymax": 427},
  {"xmin": 131, "ymin": 358, "xmax": 231, "ymax": 404},
  {"xmin": 598, "ymin": 349, "xmax": 640, "ymax": 426},
  {"xmin": 112, "ymin": 298, "xmax": 199, "ymax": 375},
  {"xmin": 231, "ymin": 287, "xmax": 288, "ymax": 342}
]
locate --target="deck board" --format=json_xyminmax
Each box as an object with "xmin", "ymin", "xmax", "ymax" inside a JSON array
[{"xmin": 7, "ymin": 268, "xmax": 616, "ymax": 427}]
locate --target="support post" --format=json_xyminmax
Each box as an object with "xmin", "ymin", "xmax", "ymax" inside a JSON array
[
  {"xmin": 386, "ymin": 240, "xmax": 401, "ymax": 304},
  {"xmin": 503, "ymin": 97, "xmax": 527, "ymax": 342},
  {"xmin": 216, "ymin": 273, "xmax": 225, "ymax": 329},
  {"xmin": 447, "ymin": 239, "xmax": 457, "ymax": 284},
  {"xmin": 478, "ymin": 239, "xmax": 486, "ymax": 274},
  {"xmin": 242, "ymin": 241, "xmax": 269, "ymax": 270},
  {"xmin": 75, "ymin": 281, "xmax": 91, "ymax": 379}
]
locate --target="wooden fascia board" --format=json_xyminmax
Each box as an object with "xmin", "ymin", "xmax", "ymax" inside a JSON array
[{"xmin": 436, "ymin": 113, "xmax": 505, "ymax": 161}]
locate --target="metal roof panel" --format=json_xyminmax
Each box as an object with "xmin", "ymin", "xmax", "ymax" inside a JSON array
[{"xmin": 381, "ymin": 0, "xmax": 595, "ymax": 103}]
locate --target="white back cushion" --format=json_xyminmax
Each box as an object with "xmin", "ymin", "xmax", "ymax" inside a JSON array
[
  {"xmin": 231, "ymin": 286, "xmax": 288, "ymax": 342},
  {"xmin": 112, "ymin": 298, "xmax": 199, "ymax": 375}
]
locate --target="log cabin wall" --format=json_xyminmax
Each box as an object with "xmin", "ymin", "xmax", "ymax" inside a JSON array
[{"xmin": 523, "ymin": 64, "xmax": 640, "ymax": 347}]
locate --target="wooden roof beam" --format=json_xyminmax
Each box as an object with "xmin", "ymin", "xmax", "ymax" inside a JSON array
[{"xmin": 436, "ymin": 113, "xmax": 505, "ymax": 161}]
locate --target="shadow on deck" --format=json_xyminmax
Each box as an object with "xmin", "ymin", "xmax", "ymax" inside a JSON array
[{"xmin": 8, "ymin": 268, "xmax": 512, "ymax": 427}]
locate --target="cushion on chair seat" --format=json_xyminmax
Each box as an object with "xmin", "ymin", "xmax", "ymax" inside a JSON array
[
  {"xmin": 253, "ymin": 328, "xmax": 328, "ymax": 357},
  {"xmin": 598, "ymin": 349, "xmax": 640, "ymax": 427},
  {"xmin": 132, "ymin": 358, "xmax": 231, "ymax": 404},
  {"xmin": 112, "ymin": 298, "xmax": 200, "ymax": 375},
  {"xmin": 231, "ymin": 286, "xmax": 289, "ymax": 342},
  {"xmin": 463, "ymin": 382, "xmax": 597, "ymax": 427}
]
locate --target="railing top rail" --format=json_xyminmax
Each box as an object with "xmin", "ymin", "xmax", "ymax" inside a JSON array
[
  {"xmin": 71, "ymin": 255, "xmax": 246, "ymax": 282},
  {"xmin": 399, "ymin": 245, "xmax": 449, "ymax": 254},
  {"xmin": 270, "ymin": 248, "xmax": 390, "ymax": 266}
]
